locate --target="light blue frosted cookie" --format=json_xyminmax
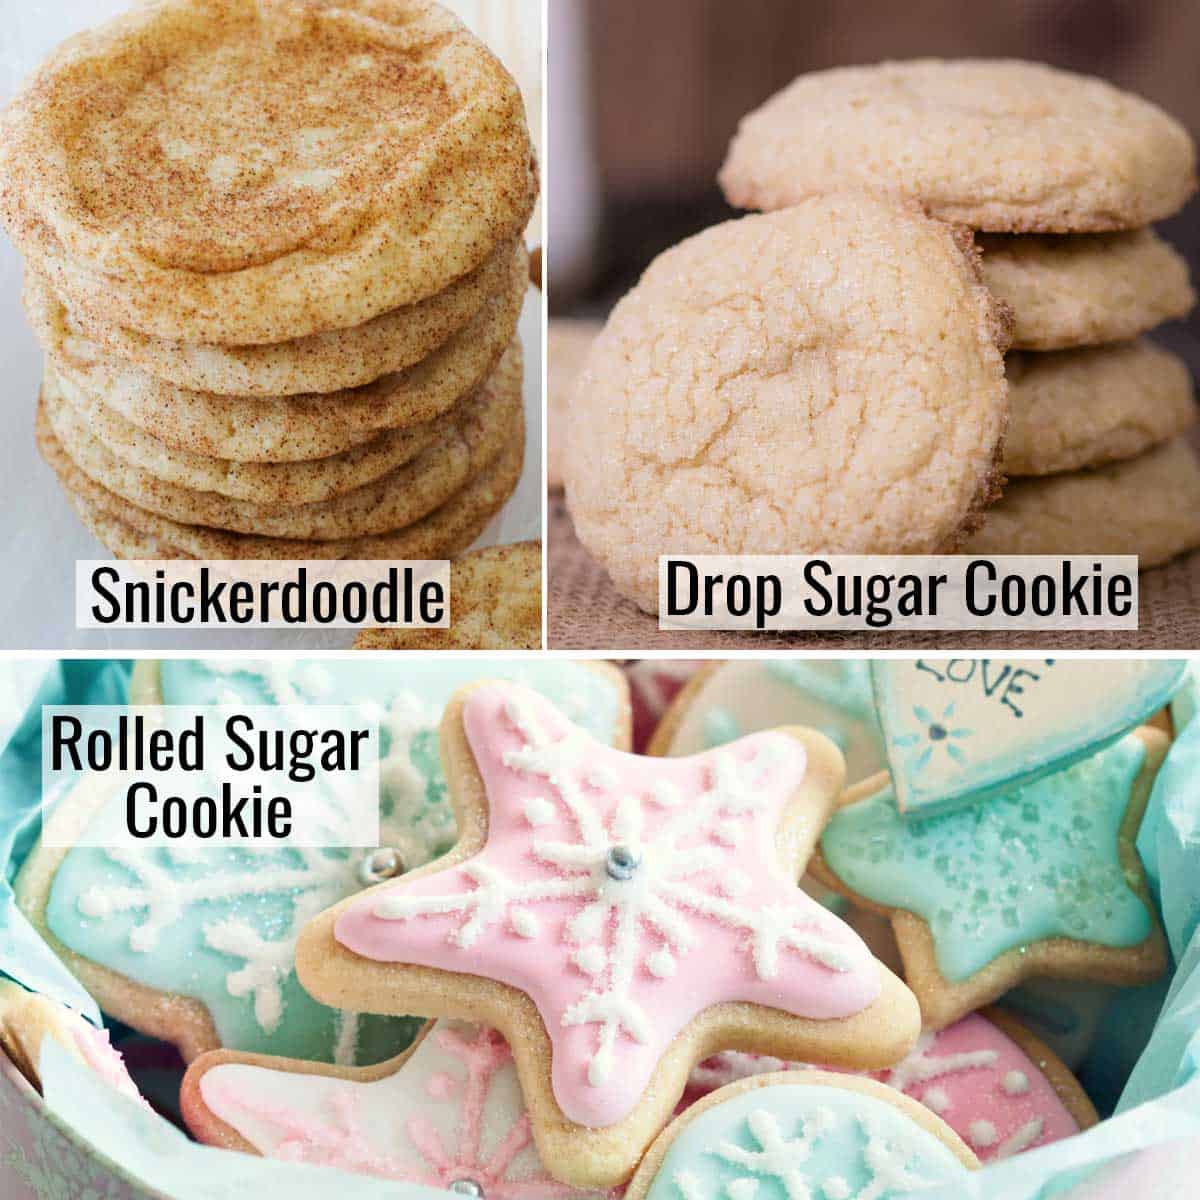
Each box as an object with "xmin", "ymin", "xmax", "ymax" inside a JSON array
[
  {"xmin": 872, "ymin": 658, "xmax": 1185, "ymax": 817},
  {"xmin": 817, "ymin": 729, "xmax": 1169, "ymax": 1030},
  {"xmin": 653, "ymin": 660, "xmax": 885, "ymax": 788},
  {"xmin": 17, "ymin": 659, "xmax": 629, "ymax": 1066},
  {"xmin": 630, "ymin": 1073, "xmax": 975, "ymax": 1200}
]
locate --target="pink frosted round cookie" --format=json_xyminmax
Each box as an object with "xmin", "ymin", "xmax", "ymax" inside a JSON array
[
  {"xmin": 682, "ymin": 1009, "xmax": 1095, "ymax": 1164},
  {"xmin": 564, "ymin": 193, "xmax": 1008, "ymax": 613}
]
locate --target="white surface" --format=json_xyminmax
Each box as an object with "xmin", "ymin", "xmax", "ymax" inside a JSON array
[{"xmin": 0, "ymin": 0, "xmax": 543, "ymax": 651}]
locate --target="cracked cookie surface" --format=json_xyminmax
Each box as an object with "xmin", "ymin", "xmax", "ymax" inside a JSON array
[
  {"xmin": 978, "ymin": 231, "xmax": 1195, "ymax": 351},
  {"xmin": 720, "ymin": 60, "xmax": 1196, "ymax": 233},
  {"xmin": 0, "ymin": 0, "xmax": 536, "ymax": 343},
  {"xmin": 1005, "ymin": 341, "xmax": 1196, "ymax": 477},
  {"xmin": 565, "ymin": 193, "xmax": 1009, "ymax": 613},
  {"xmin": 965, "ymin": 439, "xmax": 1200, "ymax": 567}
]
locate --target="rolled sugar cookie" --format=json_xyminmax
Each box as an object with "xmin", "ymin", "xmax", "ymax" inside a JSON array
[
  {"xmin": 648, "ymin": 659, "xmax": 885, "ymax": 790},
  {"xmin": 626, "ymin": 1072, "xmax": 977, "ymax": 1200}
]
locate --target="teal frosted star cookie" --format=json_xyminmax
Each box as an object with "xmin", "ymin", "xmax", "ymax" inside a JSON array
[
  {"xmin": 16, "ymin": 659, "xmax": 630, "ymax": 1065},
  {"xmin": 813, "ymin": 728, "xmax": 1169, "ymax": 1029},
  {"xmin": 625, "ymin": 1072, "xmax": 977, "ymax": 1200},
  {"xmin": 872, "ymin": 659, "xmax": 1184, "ymax": 817}
]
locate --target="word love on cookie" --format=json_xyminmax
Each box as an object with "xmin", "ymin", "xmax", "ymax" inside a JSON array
[
  {"xmin": 660, "ymin": 555, "xmax": 1138, "ymax": 632},
  {"xmin": 40, "ymin": 705, "xmax": 381, "ymax": 849},
  {"xmin": 297, "ymin": 681, "xmax": 919, "ymax": 1188}
]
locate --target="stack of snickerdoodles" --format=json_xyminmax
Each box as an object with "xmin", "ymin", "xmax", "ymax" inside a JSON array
[
  {"xmin": 721, "ymin": 59, "xmax": 1200, "ymax": 566},
  {"xmin": 0, "ymin": 0, "xmax": 536, "ymax": 561}
]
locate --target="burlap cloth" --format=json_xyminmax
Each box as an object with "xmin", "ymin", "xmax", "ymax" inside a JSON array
[{"xmin": 549, "ymin": 495, "xmax": 1200, "ymax": 651}]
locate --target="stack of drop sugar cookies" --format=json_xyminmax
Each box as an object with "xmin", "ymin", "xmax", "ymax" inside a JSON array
[
  {"xmin": 563, "ymin": 60, "xmax": 1200, "ymax": 615},
  {"xmin": 720, "ymin": 59, "xmax": 1200, "ymax": 565},
  {"xmin": 0, "ymin": 0, "xmax": 537, "ymax": 562}
]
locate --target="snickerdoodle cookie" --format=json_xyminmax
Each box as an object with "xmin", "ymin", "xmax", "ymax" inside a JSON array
[
  {"xmin": 548, "ymin": 319, "xmax": 602, "ymax": 489},
  {"xmin": 354, "ymin": 541, "xmax": 542, "ymax": 649},
  {"xmin": 1004, "ymin": 341, "xmax": 1196, "ymax": 477},
  {"xmin": 566, "ymin": 193, "xmax": 1009, "ymax": 613},
  {"xmin": 965, "ymin": 439, "xmax": 1200, "ymax": 567},
  {"xmin": 39, "ymin": 405, "xmax": 525, "ymax": 562},
  {"xmin": 0, "ymin": 0, "xmax": 536, "ymax": 344},
  {"xmin": 40, "ymin": 249, "xmax": 527, "ymax": 464},
  {"xmin": 979, "ymin": 230, "xmax": 1195, "ymax": 351},
  {"xmin": 25, "ymin": 241, "xmax": 521, "ymax": 398},
  {"xmin": 44, "ymin": 341, "xmax": 522, "ymax": 539},
  {"xmin": 721, "ymin": 60, "xmax": 1196, "ymax": 233}
]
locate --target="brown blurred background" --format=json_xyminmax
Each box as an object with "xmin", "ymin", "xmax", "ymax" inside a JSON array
[{"xmin": 550, "ymin": 0, "xmax": 1200, "ymax": 363}]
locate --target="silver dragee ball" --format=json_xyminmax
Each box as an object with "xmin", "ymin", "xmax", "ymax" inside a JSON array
[{"xmin": 357, "ymin": 847, "xmax": 404, "ymax": 887}]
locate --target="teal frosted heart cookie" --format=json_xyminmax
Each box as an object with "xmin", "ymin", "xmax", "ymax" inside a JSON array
[
  {"xmin": 872, "ymin": 658, "xmax": 1184, "ymax": 817},
  {"xmin": 650, "ymin": 660, "xmax": 885, "ymax": 789},
  {"xmin": 814, "ymin": 728, "xmax": 1169, "ymax": 1029},
  {"xmin": 16, "ymin": 660, "xmax": 630, "ymax": 1066},
  {"xmin": 626, "ymin": 1072, "xmax": 977, "ymax": 1200}
]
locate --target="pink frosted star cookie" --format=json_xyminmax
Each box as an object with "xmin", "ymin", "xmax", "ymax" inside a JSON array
[
  {"xmin": 183, "ymin": 1019, "xmax": 606, "ymax": 1197},
  {"xmin": 297, "ymin": 681, "xmax": 919, "ymax": 1188},
  {"xmin": 681, "ymin": 1009, "xmax": 1096, "ymax": 1163}
]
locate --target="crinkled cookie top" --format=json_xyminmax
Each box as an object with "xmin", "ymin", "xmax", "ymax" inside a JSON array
[
  {"xmin": 566, "ymin": 193, "xmax": 1009, "ymax": 613},
  {"xmin": 721, "ymin": 59, "xmax": 1196, "ymax": 233},
  {"xmin": 0, "ymin": 0, "xmax": 537, "ymax": 342}
]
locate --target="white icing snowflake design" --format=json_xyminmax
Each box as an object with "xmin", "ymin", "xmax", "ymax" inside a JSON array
[
  {"xmin": 200, "ymin": 1021, "xmax": 598, "ymax": 1198},
  {"xmin": 78, "ymin": 843, "xmax": 366, "ymax": 1057},
  {"xmin": 675, "ymin": 1108, "xmax": 936, "ymax": 1200},
  {"xmin": 343, "ymin": 686, "xmax": 876, "ymax": 1126}
]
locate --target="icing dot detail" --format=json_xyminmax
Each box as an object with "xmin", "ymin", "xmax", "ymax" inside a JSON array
[
  {"xmin": 572, "ymin": 945, "xmax": 606, "ymax": 976},
  {"xmin": 922, "ymin": 1086, "xmax": 950, "ymax": 1114},
  {"xmin": 969, "ymin": 1119, "xmax": 998, "ymax": 1148},
  {"xmin": 510, "ymin": 908, "xmax": 539, "ymax": 938},
  {"xmin": 524, "ymin": 796, "xmax": 555, "ymax": 827},
  {"xmin": 1003, "ymin": 1070, "xmax": 1030, "ymax": 1096},
  {"xmin": 648, "ymin": 948, "xmax": 677, "ymax": 978}
]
